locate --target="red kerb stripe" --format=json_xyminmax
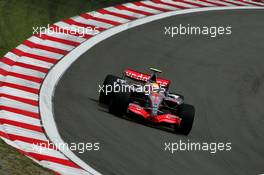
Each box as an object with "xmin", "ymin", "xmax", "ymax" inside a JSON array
[
  {"xmin": 12, "ymin": 48, "xmax": 57, "ymax": 64},
  {"xmin": 0, "ymin": 93, "xmax": 38, "ymax": 106},
  {"xmin": 198, "ymin": 0, "xmax": 226, "ymax": 6},
  {"xmin": 133, "ymin": 1, "xmax": 172, "ymax": 11},
  {"xmin": 0, "ymin": 119, "xmax": 42, "ymax": 132},
  {"xmin": 35, "ymin": 33, "xmax": 80, "ymax": 47},
  {"xmin": 0, "ymin": 106, "xmax": 39, "ymax": 118},
  {"xmin": 152, "ymin": 0, "xmax": 189, "ymax": 9},
  {"xmin": 80, "ymin": 13, "xmax": 122, "ymax": 26},
  {"xmin": 115, "ymin": 5, "xmax": 154, "ymax": 15},
  {"xmin": 0, "ymin": 57, "xmax": 49, "ymax": 73},
  {"xmin": 97, "ymin": 9, "xmax": 136, "ymax": 20},
  {"xmin": 23, "ymin": 40, "xmax": 68, "ymax": 55}
]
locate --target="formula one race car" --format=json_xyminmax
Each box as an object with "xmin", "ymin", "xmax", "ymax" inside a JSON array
[{"xmin": 99, "ymin": 68, "xmax": 195, "ymax": 135}]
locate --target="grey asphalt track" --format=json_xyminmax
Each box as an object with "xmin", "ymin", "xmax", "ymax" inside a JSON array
[{"xmin": 54, "ymin": 10, "xmax": 264, "ymax": 175}]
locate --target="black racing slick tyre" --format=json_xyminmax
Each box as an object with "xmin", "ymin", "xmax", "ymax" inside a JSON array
[
  {"xmin": 99, "ymin": 74, "xmax": 119, "ymax": 105},
  {"xmin": 178, "ymin": 104, "xmax": 195, "ymax": 135},
  {"xmin": 109, "ymin": 92, "xmax": 130, "ymax": 117}
]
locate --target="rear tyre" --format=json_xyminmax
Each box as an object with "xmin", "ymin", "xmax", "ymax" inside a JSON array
[
  {"xmin": 99, "ymin": 74, "xmax": 120, "ymax": 105},
  {"xmin": 178, "ymin": 104, "xmax": 195, "ymax": 135},
  {"xmin": 109, "ymin": 92, "xmax": 130, "ymax": 117}
]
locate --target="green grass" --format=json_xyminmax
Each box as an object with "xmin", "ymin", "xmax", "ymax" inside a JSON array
[
  {"xmin": 0, "ymin": 140, "xmax": 52, "ymax": 175},
  {"xmin": 0, "ymin": 0, "xmax": 137, "ymax": 56},
  {"xmin": 0, "ymin": 0, "xmax": 137, "ymax": 174}
]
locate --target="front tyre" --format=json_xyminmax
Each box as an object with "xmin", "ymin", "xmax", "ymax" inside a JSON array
[
  {"xmin": 109, "ymin": 92, "xmax": 130, "ymax": 117},
  {"xmin": 178, "ymin": 104, "xmax": 195, "ymax": 135},
  {"xmin": 99, "ymin": 74, "xmax": 120, "ymax": 105}
]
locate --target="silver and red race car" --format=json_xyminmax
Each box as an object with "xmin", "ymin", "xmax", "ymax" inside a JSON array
[{"xmin": 99, "ymin": 68, "xmax": 195, "ymax": 135}]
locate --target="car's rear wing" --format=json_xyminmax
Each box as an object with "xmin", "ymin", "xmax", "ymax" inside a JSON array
[{"xmin": 124, "ymin": 69, "xmax": 170, "ymax": 87}]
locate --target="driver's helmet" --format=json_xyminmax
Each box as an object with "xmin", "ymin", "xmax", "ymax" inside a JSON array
[{"xmin": 145, "ymin": 82, "xmax": 160, "ymax": 94}]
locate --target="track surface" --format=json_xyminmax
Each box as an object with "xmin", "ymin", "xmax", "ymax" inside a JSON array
[{"xmin": 54, "ymin": 10, "xmax": 264, "ymax": 175}]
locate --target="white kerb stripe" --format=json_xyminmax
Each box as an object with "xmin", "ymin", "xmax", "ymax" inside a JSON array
[
  {"xmin": 73, "ymin": 16, "xmax": 114, "ymax": 29},
  {"xmin": 41, "ymin": 161, "xmax": 93, "ymax": 175},
  {"xmin": 1, "ymin": 52, "xmax": 49, "ymax": 75},
  {"xmin": 0, "ymin": 86, "xmax": 38, "ymax": 100},
  {"xmin": 0, "ymin": 62, "xmax": 11, "ymax": 72},
  {"xmin": 143, "ymin": 1, "xmax": 180, "ymax": 10},
  {"xmin": 10, "ymin": 66, "xmax": 46, "ymax": 78},
  {"xmin": 206, "ymin": 0, "xmax": 235, "ymax": 6},
  {"xmin": 162, "ymin": 0, "xmax": 199, "ymax": 8},
  {"xmin": 55, "ymin": 21, "xmax": 99, "ymax": 36},
  {"xmin": 4, "ymin": 76, "xmax": 40, "ymax": 89},
  {"xmin": 0, "ymin": 97, "xmax": 39, "ymax": 113},
  {"xmin": 105, "ymin": 6, "xmax": 146, "ymax": 18},
  {"xmin": 18, "ymin": 56, "xmax": 54, "ymax": 69},
  {"xmin": 89, "ymin": 11, "xmax": 130, "ymax": 23},
  {"xmin": 43, "ymin": 29, "xmax": 86, "ymax": 43},
  {"xmin": 17, "ymin": 44, "xmax": 63, "ymax": 60},
  {"xmin": 224, "ymin": 0, "xmax": 250, "ymax": 6},
  {"xmin": 184, "ymin": 0, "xmax": 214, "ymax": 6},
  {"xmin": 247, "ymin": 0, "xmax": 264, "ymax": 6},
  {"xmin": 28, "ymin": 36, "xmax": 74, "ymax": 52},
  {"xmin": 0, "ymin": 111, "xmax": 41, "ymax": 126},
  {"xmin": 15, "ymin": 141, "xmax": 67, "ymax": 159},
  {"xmin": 125, "ymin": 3, "xmax": 163, "ymax": 13},
  {"xmin": 2, "ymin": 124, "xmax": 48, "ymax": 141}
]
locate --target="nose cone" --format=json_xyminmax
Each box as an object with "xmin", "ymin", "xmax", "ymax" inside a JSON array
[{"xmin": 149, "ymin": 93, "xmax": 163, "ymax": 116}]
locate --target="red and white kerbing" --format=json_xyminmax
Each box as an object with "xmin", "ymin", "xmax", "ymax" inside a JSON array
[{"xmin": 0, "ymin": 0, "xmax": 263, "ymax": 174}]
